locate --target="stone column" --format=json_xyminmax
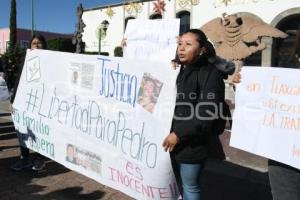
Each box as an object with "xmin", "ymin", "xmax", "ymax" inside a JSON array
[{"xmin": 261, "ymin": 37, "xmax": 273, "ymax": 67}]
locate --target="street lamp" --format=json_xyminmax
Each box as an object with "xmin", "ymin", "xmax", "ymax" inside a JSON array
[{"xmin": 98, "ymin": 20, "xmax": 110, "ymax": 55}]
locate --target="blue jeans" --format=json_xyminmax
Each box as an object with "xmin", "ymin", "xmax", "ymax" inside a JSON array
[
  {"xmin": 268, "ymin": 160, "xmax": 300, "ymax": 200},
  {"xmin": 177, "ymin": 163, "xmax": 203, "ymax": 200}
]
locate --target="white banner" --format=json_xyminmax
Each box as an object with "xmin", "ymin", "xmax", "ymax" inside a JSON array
[
  {"xmin": 12, "ymin": 49, "xmax": 180, "ymax": 199},
  {"xmin": 230, "ymin": 67, "xmax": 300, "ymax": 169},
  {"xmin": 124, "ymin": 19, "xmax": 179, "ymax": 62}
]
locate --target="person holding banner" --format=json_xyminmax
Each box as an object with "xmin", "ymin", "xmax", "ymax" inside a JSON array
[
  {"xmin": 162, "ymin": 29, "xmax": 233, "ymax": 200},
  {"xmin": 231, "ymin": 56, "xmax": 300, "ymax": 199},
  {"xmin": 10, "ymin": 34, "xmax": 47, "ymax": 172},
  {"xmin": 267, "ymin": 35, "xmax": 300, "ymax": 200}
]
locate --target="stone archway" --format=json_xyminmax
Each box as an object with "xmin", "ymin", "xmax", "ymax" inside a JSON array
[{"xmin": 261, "ymin": 7, "xmax": 300, "ymax": 67}]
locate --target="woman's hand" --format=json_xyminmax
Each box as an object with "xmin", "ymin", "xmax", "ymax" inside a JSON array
[
  {"xmin": 228, "ymin": 67, "xmax": 241, "ymax": 84},
  {"xmin": 162, "ymin": 132, "xmax": 180, "ymax": 152},
  {"xmin": 232, "ymin": 71, "xmax": 241, "ymax": 83},
  {"xmin": 121, "ymin": 38, "xmax": 127, "ymax": 48},
  {"xmin": 171, "ymin": 61, "xmax": 179, "ymax": 70}
]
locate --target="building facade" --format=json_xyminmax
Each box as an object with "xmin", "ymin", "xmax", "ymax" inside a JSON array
[
  {"xmin": 0, "ymin": 28, "xmax": 71, "ymax": 54},
  {"xmin": 82, "ymin": 0, "xmax": 300, "ymax": 67}
]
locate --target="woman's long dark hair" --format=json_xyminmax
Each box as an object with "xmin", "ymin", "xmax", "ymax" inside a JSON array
[{"xmin": 30, "ymin": 34, "xmax": 47, "ymax": 49}]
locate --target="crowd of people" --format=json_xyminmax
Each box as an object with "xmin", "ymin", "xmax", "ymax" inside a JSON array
[{"xmin": 2, "ymin": 28, "xmax": 300, "ymax": 200}]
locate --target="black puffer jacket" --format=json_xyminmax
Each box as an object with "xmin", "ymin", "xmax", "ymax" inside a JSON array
[{"xmin": 171, "ymin": 55, "xmax": 228, "ymax": 164}]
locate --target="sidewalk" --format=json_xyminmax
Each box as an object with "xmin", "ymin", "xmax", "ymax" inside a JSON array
[{"xmin": 0, "ymin": 100, "xmax": 272, "ymax": 200}]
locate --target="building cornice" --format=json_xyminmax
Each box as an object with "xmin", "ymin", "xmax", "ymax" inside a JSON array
[{"xmin": 83, "ymin": 0, "xmax": 154, "ymax": 11}]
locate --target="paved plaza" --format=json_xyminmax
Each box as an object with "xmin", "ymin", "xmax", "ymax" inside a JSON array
[{"xmin": 0, "ymin": 100, "xmax": 272, "ymax": 200}]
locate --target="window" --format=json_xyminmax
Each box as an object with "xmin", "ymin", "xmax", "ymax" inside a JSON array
[
  {"xmin": 176, "ymin": 11, "xmax": 190, "ymax": 34},
  {"xmin": 20, "ymin": 40, "xmax": 29, "ymax": 49},
  {"xmin": 150, "ymin": 14, "xmax": 162, "ymax": 20},
  {"xmin": 124, "ymin": 17, "xmax": 135, "ymax": 31},
  {"xmin": 274, "ymin": 15, "xmax": 300, "ymax": 68}
]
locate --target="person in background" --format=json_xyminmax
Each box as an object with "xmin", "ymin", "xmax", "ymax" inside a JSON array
[
  {"xmin": 292, "ymin": 33, "xmax": 300, "ymax": 68},
  {"xmin": 162, "ymin": 29, "xmax": 235, "ymax": 199},
  {"xmin": 10, "ymin": 34, "xmax": 47, "ymax": 172}
]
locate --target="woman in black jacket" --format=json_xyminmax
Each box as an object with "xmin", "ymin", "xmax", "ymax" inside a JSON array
[
  {"xmin": 163, "ymin": 29, "xmax": 229, "ymax": 199},
  {"xmin": 10, "ymin": 34, "xmax": 47, "ymax": 172}
]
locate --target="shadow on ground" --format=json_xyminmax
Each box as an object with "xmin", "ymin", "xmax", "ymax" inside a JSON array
[
  {"xmin": 0, "ymin": 155, "xmax": 106, "ymax": 200},
  {"xmin": 0, "ymin": 132, "xmax": 17, "ymax": 140}
]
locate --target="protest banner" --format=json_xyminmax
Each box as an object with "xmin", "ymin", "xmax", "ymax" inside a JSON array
[
  {"xmin": 123, "ymin": 19, "xmax": 180, "ymax": 62},
  {"xmin": 230, "ymin": 67, "xmax": 300, "ymax": 169},
  {"xmin": 12, "ymin": 49, "xmax": 180, "ymax": 199}
]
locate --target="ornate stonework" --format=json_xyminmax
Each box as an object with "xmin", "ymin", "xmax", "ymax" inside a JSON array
[
  {"xmin": 214, "ymin": 0, "xmax": 274, "ymax": 7},
  {"xmin": 105, "ymin": 7, "xmax": 115, "ymax": 18},
  {"xmin": 123, "ymin": 1, "xmax": 143, "ymax": 15},
  {"xmin": 177, "ymin": 0, "xmax": 200, "ymax": 8},
  {"xmin": 201, "ymin": 13, "xmax": 288, "ymax": 61},
  {"xmin": 153, "ymin": 0, "xmax": 166, "ymax": 14},
  {"xmin": 72, "ymin": 3, "xmax": 86, "ymax": 53}
]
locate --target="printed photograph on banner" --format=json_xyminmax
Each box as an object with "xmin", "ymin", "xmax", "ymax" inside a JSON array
[
  {"xmin": 80, "ymin": 63, "xmax": 95, "ymax": 90},
  {"xmin": 137, "ymin": 73, "xmax": 163, "ymax": 113},
  {"xmin": 69, "ymin": 62, "xmax": 81, "ymax": 87},
  {"xmin": 66, "ymin": 144, "xmax": 102, "ymax": 175},
  {"xmin": 72, "ymin": 71, "xmax": 79, "ymax": 85},
  {"xmin": 69, "ymin": 62, "xmax": 95, "ymax": 90},
  {"xmin": 26, "ymin": 56, "xmax": 41, "ymax": 82},
  {"xmin": 66, "ymin": 144, "xmax": 78, "ymax": 164}
]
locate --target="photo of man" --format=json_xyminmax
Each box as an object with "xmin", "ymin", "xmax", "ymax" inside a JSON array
[{"xmin": 66, "ymin": 144, "xmax": 78, "ymax": 165}]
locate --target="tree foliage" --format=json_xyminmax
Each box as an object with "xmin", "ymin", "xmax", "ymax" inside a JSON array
[
  {"xmin": 114, "ymin": 46, "xmax": 123, "ymax": 57},
  {"xmin": 2, "ymin": 0, "xmax": 25, "ymax": 91},
  {"xmin": 47, "ymin": 38, "xmax": 76, "ymax": 52},
  {"xmin": 8, "ymin": 0, "xmax": 17, "ymax": 56}
]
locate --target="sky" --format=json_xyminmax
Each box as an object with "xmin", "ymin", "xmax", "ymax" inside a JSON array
[{"xmin": 0, "ymin": 0, "xmax": 123, "ymax": 34}]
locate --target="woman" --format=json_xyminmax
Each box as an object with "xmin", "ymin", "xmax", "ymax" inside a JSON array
[
  {"xmin": 162, "ymin": 29, "xmax": 232, "ymax": 199},
  {"xmin": 10, "ymin": 34, "xmax": 47, "ymax": 171}
]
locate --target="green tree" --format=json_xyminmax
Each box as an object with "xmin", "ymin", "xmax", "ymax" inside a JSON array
[
  {"xmin": 2, "ymin": 0, "xmax": 25, "ymax": 91},
  {"xmin": 8, "ymin": 0, "xmax": 17, "ymax": 57},
  {"xmin": 114, "ymin": 46, "xmax": 123, "ymax": 57},
  {"xmin": 47, "ymin": 38, "xmax": 76, "ymax": 52}
]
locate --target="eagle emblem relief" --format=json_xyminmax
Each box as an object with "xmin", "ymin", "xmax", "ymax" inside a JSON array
[{"xmin": 201, "ymin": 13, "xmax": 288, "ymax": 61}]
